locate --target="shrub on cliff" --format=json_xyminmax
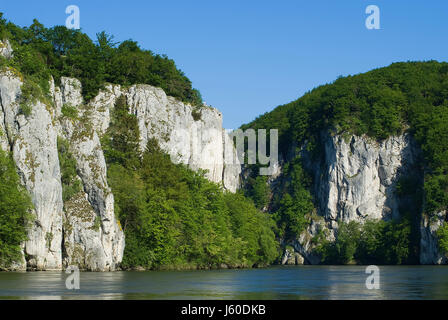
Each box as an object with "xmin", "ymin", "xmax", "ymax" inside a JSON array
[
  {"xmin": 0, "ymin": 149, "xmax": 33, "ymax": 268},
  {"xmin": 437, "ymin": 222, "xmax": 448, "ymax": 256}
]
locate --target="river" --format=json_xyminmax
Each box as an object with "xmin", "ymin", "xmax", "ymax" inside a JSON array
[{"xmin": 0, "ymin": 265, "xmax": 447, "ymax": 300}]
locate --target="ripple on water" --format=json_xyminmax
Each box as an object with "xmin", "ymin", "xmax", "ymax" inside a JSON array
[{"xmin": 0, "ymin": 266, "xmax": 447, "ymax": 300}]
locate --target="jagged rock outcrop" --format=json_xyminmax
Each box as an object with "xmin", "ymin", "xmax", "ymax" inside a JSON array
[
  {"xmin": 86, "ymin": 83, "xmax": 241, "ymax": 192},
  {"xmin": 0, "ymin": 40, "xmax": 241, "ymax": 270},
  {"xmin": 277, "ymin": 131, "xmax": 441, "ymax": 264},
  {"xmin": 420, "ymin": 211, "xmax": 447, "ymax": 265},
  {"xmin": 0, "ymin": 69, "xmax": 63, "ymax": 270},
  {"xmin": 307, "ymin": 132, "xmax": 420, "ymax": 222},
  {"xmin": 0, "ymin": 39, "xmax": 13, "ymax": 59},
  {"xmin": 53, "ymin": 77, "xmax": 125, "ymax": 271},
  {"xmin": 281, "ymin": 247, "xmax": 304, "ymax": 265}
]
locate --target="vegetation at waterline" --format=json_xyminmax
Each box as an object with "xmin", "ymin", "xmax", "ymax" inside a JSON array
[
  {"xmin": 102, "ymin": 96, "xmax": 279, "ymax": 270},
  {"xmin": 314, "ymin": 219, "xmax": 415, "ymax": 265},
  {"xmin": 0, "ymin": 149, "xmax": 33, "ymax": 269},
  {"xmin": 437, "ymin": 222, "xmax": 448, "ymax": 256}
]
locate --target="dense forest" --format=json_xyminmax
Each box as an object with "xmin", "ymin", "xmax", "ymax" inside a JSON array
[
  {"xmin": 242, "ymin": 61, "xmax": 448, "ymax": 264},
  {"xmin": 0, "ymin": 13, "xmax": 202, "ymax": 105}
]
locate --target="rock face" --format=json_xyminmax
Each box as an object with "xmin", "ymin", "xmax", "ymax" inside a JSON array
[
  {"xmin": 53, "ymin": 77, "xmax": 125, "ymax": 271},
  {"xmin": 0, "ymin": 40, "xmax": 13, "ymax": 59},
  {"xmin": 278, "ymin": 131, "xmax": 445, "ymax": 264},
  {"xmin": 0, "ymin": 70, "xmax": 63, "ymax": 270},
  {"xmin": 420, "ymin": 211, "xmax": 447, "ymax": 265},
  {"xmin": 281, "ymin": 247, "xmax": 304, "ymax": 265},
  {"xmin": 85, "ymin": 83, "xmax": 241, "ymax": 192},
  {"xmin": 0, "ymin": 41, "xmax": 241, "ymax": 270},
  {"xmin": 308, "ymin": 132, "xmax": 420, "ymax": 223}
]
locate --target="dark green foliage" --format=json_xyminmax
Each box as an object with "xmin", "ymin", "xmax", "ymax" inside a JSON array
[
  {"xmin": 271, "ymin": 157, "xmax": 314, "ymax": 241},
  {"xmin": 245, "ymin": 176, "xmax": 270, "ymax": 210},
  {"xmin": 102, "ymin": 95, "xmax": 141, "ymax": 169},
  {"xmin": 61, "ymin": 104, "xmax": 78, "ymax": 120},
  {"xmin": 437, "ymin": 222, "xmax": 448, "ymax": 256},
  {"xmin": 243, "ymin": 61, "xmax": 448, "ymax": 230},
  {"xmin": 316, "ymin": 218, "xmax": 414, "ymax": 265},
  {"xmin": 0, "ymin": 13, "xmax": 8, "ymax": 40},
  {"xmin": 316, "ymin": 221, "xmax": 361, "ymax": 264},
  {"xmin": 396, "ymin": 175, "xmax": 420, "ymax": 196},
  {"xmin": 0, "ymin": 14, "xmax": 202, "ymax": 106},
  {"xmin": 18, "ymin": 80, "xmax": 40, "ymax": 116},
  {"xmin": 191, "ymin": 107, "xmax": 202, "ymax": 121},
  {"xmin": 0, "ymin": 149, "xmax": 33, "ymax": 268},
  {"xmin": 359, "ymin": 218, "xmax": 412, "ymax": 265},
  {"xmin": 57, "ymin": 137, "xmax": 81, "ymax": 202},
  {"xmin": 103, "ymin": 96, "xmax": 279, "ymax": 270}
]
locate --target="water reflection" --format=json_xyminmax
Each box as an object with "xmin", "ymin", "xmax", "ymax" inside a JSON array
[{"xmin": 0, "ymin": 266, "xmax": 447, "ymax": 300}]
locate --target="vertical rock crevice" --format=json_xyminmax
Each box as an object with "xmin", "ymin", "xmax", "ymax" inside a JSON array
[{"xmin": 288, "ymin": 131, "xmax": 431, "ymax": 264}]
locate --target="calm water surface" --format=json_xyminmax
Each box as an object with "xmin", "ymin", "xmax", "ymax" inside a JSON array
[{"xmin": 0, "ymin": 265, "xmax": 447, "ymax": 300}]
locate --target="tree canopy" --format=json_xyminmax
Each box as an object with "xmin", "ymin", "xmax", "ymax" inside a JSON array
[{"xmin": 0, "ymin": 13, "xmax": 202, "ymax": 105}]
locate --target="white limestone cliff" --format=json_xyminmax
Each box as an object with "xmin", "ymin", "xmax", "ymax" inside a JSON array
[
  {"xmin": 309, "ymin": 132, "xmax": 420, "ymax": 223},
  {"xmin": 0, "ymin": 40, "xmax": 241, "ymax": 270},
  {"xmin": 281, "ymin": 131, "xmax": 445, "ymax": 265},
  {"xmin": 87, "ymin": 83, "xmax": 241, "ymax": 192},
  {"xmin": 0, "ymin": 70, "xmax": 63, "ymax": 270}
]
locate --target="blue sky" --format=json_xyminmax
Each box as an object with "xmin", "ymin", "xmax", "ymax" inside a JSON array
[{"xmin": 1, "ymin": 0, "xmax": 447, "ymax": 128}]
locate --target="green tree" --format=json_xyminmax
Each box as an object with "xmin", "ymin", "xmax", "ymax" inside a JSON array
[
  {"xmin": 249, "ymin": 176, "xmax": 270, "ymax": 209},
  {"xmin": 272, "ymin": 157, "xmax": 314, "ymax": 240},
  {"xmin": 57, "ymin": 137, "xmax": 81, "ymax": 202},
  {"xmin": 436, "ymin": 222, "xmax": 448, "ymax": 256},
  {"xmin": 0, "ymin": 149, "xmax": 33, "ymax": 268},
  {"xmin": 102, "ymin": 95, "xmax": 141, "ymax": 169}
]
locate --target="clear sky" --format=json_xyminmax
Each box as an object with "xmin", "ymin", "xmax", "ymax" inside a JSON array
[{"xmin": 1, "ymin": 0, "xmax": 447, "ymax": 129}]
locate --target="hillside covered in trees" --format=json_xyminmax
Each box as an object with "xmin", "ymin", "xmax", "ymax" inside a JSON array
[{"xmin": 242, "ymin": 61, "xmax": 448, "ymax": 264}]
